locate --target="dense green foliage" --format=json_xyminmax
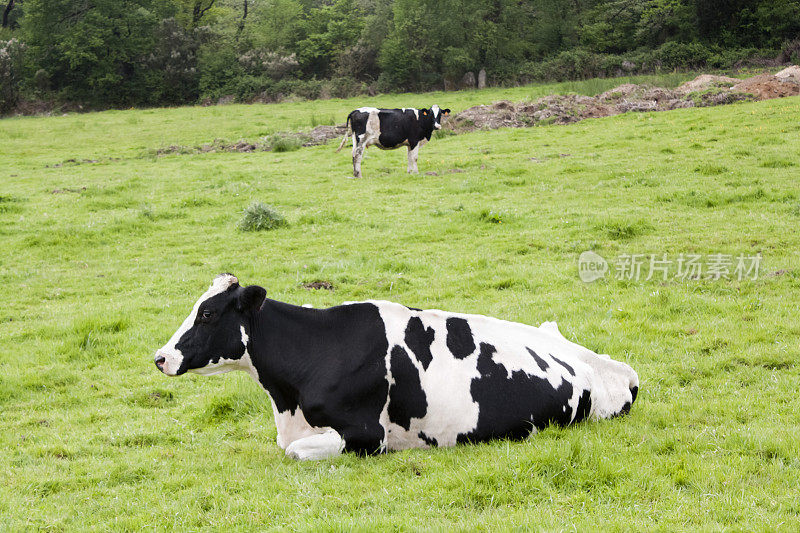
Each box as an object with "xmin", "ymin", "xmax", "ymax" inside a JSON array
[
  {"xmin": 1, "ymin": 0, "xmax": 800, "ymax": 109},
  {"xmin": 1, "ymin": 81, "xmax": 799, "ymax": 528}
]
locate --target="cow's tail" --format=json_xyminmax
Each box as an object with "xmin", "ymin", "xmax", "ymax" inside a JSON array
[{"xmin": 336, "ymin": 114, "xmax": 352, "ymax": 152}]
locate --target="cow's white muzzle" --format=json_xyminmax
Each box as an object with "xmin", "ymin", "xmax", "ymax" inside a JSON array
[{"xmin": 154, "ymin": 348, "xmax": 182, "ymax": 376}]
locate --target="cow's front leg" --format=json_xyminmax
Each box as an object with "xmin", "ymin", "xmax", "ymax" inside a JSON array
[
  {"xmin": 285, "ymin": 429, "xmax": 345, "ymax": 461},
  {"xmin": 407, "ymin": 144, "xmax": 420, "ymax": 174}
]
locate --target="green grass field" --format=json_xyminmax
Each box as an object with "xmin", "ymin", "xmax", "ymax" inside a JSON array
[{"xmin": 2, "ymin": 75, "xmax": 799, "ymax": 530}]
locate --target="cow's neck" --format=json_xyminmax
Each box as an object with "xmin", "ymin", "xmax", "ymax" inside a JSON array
[
  {"xmin": 420, "ymin": 118, "xmax": 434, "ymax": 141},
  {"xmin": 245, "ymin": 299, "xmax": 331, "ymax": 411}
]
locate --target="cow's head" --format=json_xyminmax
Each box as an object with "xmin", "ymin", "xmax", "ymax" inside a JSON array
[
  {"xmin": 154, "ymin": 273, "xmax": 266, "ymax": 376},
  {"xmin": 430, "ymin": 104, "xmax": 451, "ymax": 130}
]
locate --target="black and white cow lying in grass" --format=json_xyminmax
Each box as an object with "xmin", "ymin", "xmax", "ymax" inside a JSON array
[
  {"xmin": 154, "ymin": 274, "xmax": 639, "ymax": 460},
  {"xmin": 336, "ymin": 105, "xmax": 450, "ymax": 178}
]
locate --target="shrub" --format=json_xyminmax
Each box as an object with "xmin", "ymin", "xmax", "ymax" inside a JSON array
[
  {"xmin": 0, "ymin": 38, "xmax": 26, "ymax": 114},
  {"xmin": 238, "ymin": 49, "xmax": 299, "ymax": 80},
  {"xmin": 197, "ymin": 42, "xmax": 244, "ymax": 101},
  {"xmin": 322, "ymin": 76, "xmax": 367, "ymax": 99},
  {"xmin": 237, "ymin": 203, "xmax": 288, "ymax": 231},
  {"xmin": 651, "ymin": 41, "xmax": 710, "ymax": 70},
  {"xmin": 147, "ymin": 18, "xmax": 205, "ymax": 104}
]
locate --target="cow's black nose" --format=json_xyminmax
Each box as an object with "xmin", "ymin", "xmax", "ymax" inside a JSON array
[{"xmin": 154, "ymin": 355, "xmax": 166, "ymax": 369}]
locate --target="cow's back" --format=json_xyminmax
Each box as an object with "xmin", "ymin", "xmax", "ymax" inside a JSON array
[{"xmin": 368, "ymin": 301, "xmax": 637, "ymax": 450}]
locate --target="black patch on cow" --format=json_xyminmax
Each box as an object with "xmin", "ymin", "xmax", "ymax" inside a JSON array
[
  {"xmin": 406, "ymin": 306, "xmax": 422, "ymax": 312},
  {"xmin": 630, "ymin": 385, "xmax": 638, "ymax": 404},
  {"xmin": 526, "ymin": 347, "xmax": 549, "ymax": 372},
  {"xmin": 405, "ymin": 317, "xmax": 435, "ymax": 370},
  {"xmin": 249, "ymin": 299, "xmax": 390, "ymax": 455},
  {"xmin": 573, "ymin": 389, "xmax": 592, "ymax": 424},
  {"xmin": 446, "ymin": 317, "xmax": 475, "ymax": 359},
  {"xmin": 387, "ymin": 346, "xmax": 428, "ymax": 431},
  {"xmin": 458, "ymin": 342, "xmax": 576, "ymax": 444},
  {"xmin": 418, "ymin": 432, "xmax": 438, "ymax": 447},
  {"xmin": 551, "ymin": 355, "xmax": 575, "ymax": 376}
]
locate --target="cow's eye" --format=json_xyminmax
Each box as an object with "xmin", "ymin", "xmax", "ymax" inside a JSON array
[{"xmin": 200, "ymin": 309, "xmax": 214, "ymax": 321}]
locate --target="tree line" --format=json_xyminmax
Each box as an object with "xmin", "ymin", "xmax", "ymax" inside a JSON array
[{"xmin": 2, "ymin": 0, "xmax": 799, "ymax": 113}]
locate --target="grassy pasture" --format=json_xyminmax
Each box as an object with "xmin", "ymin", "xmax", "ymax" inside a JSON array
[{"xmin": 1, "ymin": 76, "xmax": 800, "ymax": 530}]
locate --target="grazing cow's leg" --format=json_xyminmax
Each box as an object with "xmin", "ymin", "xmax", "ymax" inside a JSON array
[
  {"xmin": 352, "ymin": 137, "xmax": 366, "ymax": 178},
  {"xmin": 285, "ymin": 429, "xmax": 345, "ymax": 461},
  {"xmin": 407, "ymin": 144, "xmax": 420, "ymax": 174}
]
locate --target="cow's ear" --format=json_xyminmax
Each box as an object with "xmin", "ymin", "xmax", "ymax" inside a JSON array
[
  {"xmin": 237, "ymin": 285, "xmax": 267, "ymax": 313},
  {"xmin": 443, "ymin": 109, "xmax": 451, "ymax": 115},
  {"xmin": 421, "ymin": 109, "xmax": 428, "ymax": 116}
]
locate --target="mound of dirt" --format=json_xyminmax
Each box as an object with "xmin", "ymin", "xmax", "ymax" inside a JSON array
[
  {"xmin": 733, "ymin": 74, "xmax": 800, "ymax": 100},
  {"xmin": 775, "ymin": 65, "xmax": 800, "ymax": 84},
  {"xmin": 598, "ymin": 83, "xmax": 644, "ymax": 100},
  {"xmin": 676, "ymin": 74, "xmax": 740, "ymax": 93},
  {"xmin": 447, "ymin": 101, "xmax": 530, "ymax": 131},
  {"xmin": 155, "ymin": 126, "xmax": 346, "ymax": 156},
  {"xmin": 445, "ymin": 67, "xmax": 798, "ymax": 134},
  {"xmin": 305, "ymin": 124, "xmax": 348, "ymax": 146}
]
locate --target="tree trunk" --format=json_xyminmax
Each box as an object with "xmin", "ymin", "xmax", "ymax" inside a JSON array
[
  {"xmin": 2, "ymin": 0, "xmax": 15, "ymax": 28},
  {"xmin": 236, "ymin": 0, "xmax": 248, "ymax": 39},
  {"xmin": 192, "ymin": 0, "xmax": 215, "ymax": 27}
]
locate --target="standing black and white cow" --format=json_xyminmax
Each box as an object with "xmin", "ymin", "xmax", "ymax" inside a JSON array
[
  {"xmin": 336, "ymin": 105, "xmax": 451, "ymax": 178},
  {"xmin": 154, "ymin": 274, "xmax": 639, "ymax": 460}
]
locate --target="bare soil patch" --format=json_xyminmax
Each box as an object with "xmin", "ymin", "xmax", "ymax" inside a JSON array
[
  {"xmin": 445, "ymin": 68, "xmax": 799, "ymax": 134},
  {"xmin": 302, "ymin": 280, "xmax": 334, "ymax": 290}
]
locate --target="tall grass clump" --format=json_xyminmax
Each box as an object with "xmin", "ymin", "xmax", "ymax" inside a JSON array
[
  {"xmin": 477, "ymin": 209, "xmax": 506, "ymax": 224},
  {"xmin": 237, "ymin": 202, "xmax": 288, "ymax": 231},
  {"xmin": 596, "ymin": 218, "xmax": 653, "ymax": 240},
  {"xmin": 269, "ymin": 134, "xmax": 302, "ymax": 153}
]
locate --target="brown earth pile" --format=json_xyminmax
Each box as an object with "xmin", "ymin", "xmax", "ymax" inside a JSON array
[
  {"xmin": 732, "ymin": 74, "xmax": 800, "ymax": 100},
  {"xmin": 445, "ymin": 68, "xmax": 800, "ymax": 133}
]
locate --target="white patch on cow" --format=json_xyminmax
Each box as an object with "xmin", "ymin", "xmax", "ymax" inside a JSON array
[
  {"xmin": 268, "ymin": 403, "xmax": 332, "ymax": 450},
  {"xmin": 402, "ymin": 108, "xmax": 419, "ymax": 119},
  {"xmin": 352, "ymin": 109, "xmax": 382, "ymax": 178},
  {"xmin": 375, "ymin": 302, "xmax": 481, "ymax": 450},
  {"xmin": 156, "ymin": 273, "xmax": 238, "ymax": 376},
  {"xmin": 285, "ymin": 429, "xmax": 345, "ymax": 461},
  {"xmin": 431, "ymin": 104, "xmax": 441, "ymax": 129},
  {"xmin": 369, "ymin": 300, "xmax": 637, "ymax": 450}
]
